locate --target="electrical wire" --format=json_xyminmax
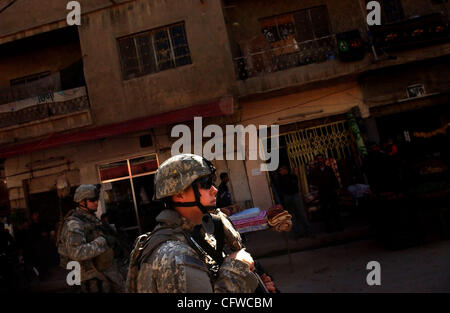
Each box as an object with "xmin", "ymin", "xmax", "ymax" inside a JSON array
[{"xmin": 0, "ymin": 0, "xmax": 18, "ymax": 15}]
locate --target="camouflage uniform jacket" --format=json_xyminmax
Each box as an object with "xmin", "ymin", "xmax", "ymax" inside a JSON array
[
  {"xmin": 134, "ymin": 209, "xmax": 258, "ymax": 293},
  {"xmin": 58, "ymin": 208, "xmax": 123, "ymax": 286}
]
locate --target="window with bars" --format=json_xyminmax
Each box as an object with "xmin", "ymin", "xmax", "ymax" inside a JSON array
[
  {"xmin": 260, "ymin": 6, "xmax": 332, "ymax": 47},
  {"xmin": 117, "ymin": 22, "xmax": 192, "ymax": 80},
  {"xmin": 241, "ymin": 5, "xmax": 336, "ymax": 75}
]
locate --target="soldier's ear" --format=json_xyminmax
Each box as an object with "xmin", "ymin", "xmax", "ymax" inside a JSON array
[{"xmin": 174, "ymin": 192, "xmax": 184, "ymax": 200}]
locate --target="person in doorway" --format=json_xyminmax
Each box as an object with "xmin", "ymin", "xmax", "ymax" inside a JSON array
[
  {"xmin": 277, "ymin": 165, "xmax": 311, "ymax": 238},
  {"xmin": 309, "ymin": 154, "xmax": 343, "ymax": 233},
  {"xmin": 216, "ymin": 172, "xmax": 233, "ymax": 208},
  {"xmin": 57, "ymin": 184, "xmax": 127, "ymax": 293},
  {"xmin": 28, "ymin": 211, "xmax": 51, "ymax": 280},
  {"xmin": 0, "ymin": 221, "xmax": 15, "ymax": 290}
]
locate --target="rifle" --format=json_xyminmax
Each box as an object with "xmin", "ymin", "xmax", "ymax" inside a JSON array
[{"xmin": 98, "ymin": 221, "xmax": 132, "ymax": 262}]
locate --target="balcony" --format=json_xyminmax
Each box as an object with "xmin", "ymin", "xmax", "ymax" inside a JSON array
[
  {"xmin": 370, "ymin": 13, "xmax": 449, "ymax": 51},
  {"xmin": 233, "ymin": 34, "xmax": 338, "ymax": 80},
  {"xmin": 0, "ymin": 86, "xmax": 89, "ymax": 128},
  {"xmin": 0, "ymin": 85, "xmax": 92, "ymax": 145}
]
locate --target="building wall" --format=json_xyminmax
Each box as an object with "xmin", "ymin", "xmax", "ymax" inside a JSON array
[
  {"xmin": 0, "ymin": 0, "xmax": 132, "ymax": 39},
  {"xmin": 4, "ymin": 125, "xmax": 159, "ymax": 209},
  {"xmin": 401, "ymin": 0, "xmax": 450, "ymax": 17},
  {"xmin": 78, "ymin": 0, "xmax": 237, "ymax": 126},
  {"xmin": 240, "ymin": 79, "xmax": 366, "ymax": 210},
  {"xmin": 2, "ymin": 0, "xmax": 449, "ymax": 214},
  {"xmin": 223, "ymin": 0, "xmax": 450, "ymax": 99},
  {"xmin": 360, "ymin": 56, "xmax": 450, "ymax": 108}
]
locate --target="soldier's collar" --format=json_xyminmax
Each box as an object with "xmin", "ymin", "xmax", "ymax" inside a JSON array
[
  {"xmin": 156, "ymin": 209, "xmax": 197, "ymax": 232},
  {"xmin": 75, "ymin": 207, "xmax": 99, "ymax": 221}
]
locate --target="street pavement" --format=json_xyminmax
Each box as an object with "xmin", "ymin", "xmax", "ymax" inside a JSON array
[
  {"xmin": 258, "ymin": 238, "xmax": 450, "ymax": 293},
  {"xmin": 17, "ymin": 215, "xmax": 450, "ymax": 293}
]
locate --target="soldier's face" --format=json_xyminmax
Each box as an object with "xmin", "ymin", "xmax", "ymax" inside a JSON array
[
  {"xmin": 174, "ymin": 184, "xmax": 218, "ymax": 225},
  {"xmin": 198, "ymin": 184, "xmax": 218, "ymax": 207},
  {"xmin": 86, "ymin": 199, "xmax": 99, "ymax": 212}
]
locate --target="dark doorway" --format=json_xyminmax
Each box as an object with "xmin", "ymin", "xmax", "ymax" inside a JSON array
[
  {"xmin": 132, "ymin": 174, "xmax": 164, "ymax": 233},
  {"xmin": 28, "ymin": 189, "xmax": 77, "ymax": 231}
]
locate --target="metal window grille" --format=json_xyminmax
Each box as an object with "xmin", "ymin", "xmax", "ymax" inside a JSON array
[
  {"xmin": 282, "ymin": 120, "xmax": 356, "ymax": 194},
  {"xmin": 118, "ymin": 23, "xmax": 191, "ymax": 80},
  {"xmin": 235, "ymin": 6, "xmax": 336, "ymax": 79},
  {"xmin": 283, "ymin": 120, "xmax": 355, "ymax": 169}
]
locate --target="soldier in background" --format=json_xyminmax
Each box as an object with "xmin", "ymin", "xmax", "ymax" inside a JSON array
[
  {"xmin": 57, "ymin": 184, "xmax": 127, "ymax": 293},
  {"xmin": 126, "ymin": 154, "xmax": 259, "ymax": 293}
]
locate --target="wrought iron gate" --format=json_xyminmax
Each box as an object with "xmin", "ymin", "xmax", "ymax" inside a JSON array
[{"xmin": 283, "ymin": 120, "xmax": 356, "ymax": 194}]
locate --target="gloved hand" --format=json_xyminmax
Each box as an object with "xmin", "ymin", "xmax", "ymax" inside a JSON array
[{"xmin": 101, "ymin": 234, "xmax": 117, "ymax": 248}]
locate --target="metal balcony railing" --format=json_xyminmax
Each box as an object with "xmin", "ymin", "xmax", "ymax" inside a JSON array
[
  {"xmin": 233, "ymin": 34, "xmax": 338, "ymax": 80},
  {"xmin": 370, "ymin": 13, "xmax": 449, "ymax": 51},
  {"xmin": 0, "ymin": 87, "xmax": 89, "ymax": 129}
]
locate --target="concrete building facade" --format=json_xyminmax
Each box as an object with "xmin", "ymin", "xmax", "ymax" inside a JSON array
[{"xmin": 0, "ymin": 0, "xmax": 449, "ymax": 236}]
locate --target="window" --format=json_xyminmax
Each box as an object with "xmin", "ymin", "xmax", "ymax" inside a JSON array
[
  {"xmin": 256, "ymin": 6, "xmax": 335, "ymax": 70},
  {"xmin": 118, "ymin": 22, "xmax": 192, "ymax": 80},
  {"xmin": 381, "ymin": 0, "xmax": 404, "ymax": 23},
  {"xmin": 260, "ymin": 6, "xmax": 332, "ymax": 47},
  {"xmin": 10, "ymin": 71, "xmax": 51, "ymax": 86}
]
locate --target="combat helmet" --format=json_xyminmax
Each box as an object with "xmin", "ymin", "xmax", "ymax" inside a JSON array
[
  {"xmin": 154, "ymin": 154, "xmax": 216, "ymax": 213},
  {"xmin": 74, "ymin": 184, "xmax": 99, "ymax": 203}
]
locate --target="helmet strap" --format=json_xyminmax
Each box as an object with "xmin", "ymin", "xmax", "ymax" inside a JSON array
[
  {"xmin": 171, "ymin": 183, "xmax": 215, "ymax": 214},
  {"xmin": 79, "ymin": 200, "xmax": 87, "ymax": 210},
  {"xmin": 79, "ymin": 200, "xmax": 96, "ymax": 214}
]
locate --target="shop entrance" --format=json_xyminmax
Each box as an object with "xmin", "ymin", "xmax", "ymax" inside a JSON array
[
  {"xmin": 28, "ymin": 189, "xmax": 77, "ymax": 232},
  {"xmin": 268, "ymin": 117, "xmax": 367, "ymax": 230},
  {"xmin": 98, "ymin": 154, "xmax": 163, "ymax": 239},
  {"xmin": 283, "ymin": 120, "xmax": 358, "ymax": 194},
  {"xmin": 373, "ymin": 104, "xmax": 450, "ymax": 202}
]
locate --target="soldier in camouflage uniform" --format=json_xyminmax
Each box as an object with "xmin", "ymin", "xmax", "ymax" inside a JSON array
[
  {"xmin": 126, "ymin": 154, "xmax": 259, "ymax": 293},
  {"xmin": 58, "ymin": 184, "xmax": 126, "ymax": 293}
]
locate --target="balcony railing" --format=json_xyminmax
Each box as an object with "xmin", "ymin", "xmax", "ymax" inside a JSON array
[
  {"xmin": 233, "ymin": 34, "xmax": 338, "ymax": 80},
  {"xmin": 370, "ymin": 13, "xmax": 449, "ymax": 51},
  {"xmin": 0, "ymin": 87, "xmax": 89, "ymax": 129}
]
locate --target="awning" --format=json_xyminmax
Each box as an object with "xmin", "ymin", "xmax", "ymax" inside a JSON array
[{"xmin": 0, "ymin": 97, "xmax": 234, "ymax": 158}]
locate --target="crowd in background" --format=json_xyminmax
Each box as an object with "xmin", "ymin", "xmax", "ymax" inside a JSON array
[{"xmin": 0, "ymin": 211, "xmax": 59, "ymax": 291}]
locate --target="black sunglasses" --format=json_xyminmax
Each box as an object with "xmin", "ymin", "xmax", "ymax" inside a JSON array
[
  {"xmin": 87, "ymin": 197, "xmax": 99, "ymax": 202},
  {"xmin": 196, "ymin": 175, "xmax": 215, "ymax": 190}
]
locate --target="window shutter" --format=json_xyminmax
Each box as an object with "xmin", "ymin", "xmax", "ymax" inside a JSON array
[
  {"xmin": 170, "ymin": 24, "xmax": 192, "ymax": 67},
  {"xmin": 136, "ymin": 33, "xmax": 156, "ymax": 75},
  {"xmin": 310, "ymin": 6, "xmax": 331, "ymax": 38},
  {"xmin": 118, "ymin": 37, "xmax": 140, "ymax": 79},
  {"xmin": 154, "ymin": 29, "xmax": 174, "ymax": 71},
  {"xmin": 293, "ymin": 10, "xmax": 314, "ymax": 42}
]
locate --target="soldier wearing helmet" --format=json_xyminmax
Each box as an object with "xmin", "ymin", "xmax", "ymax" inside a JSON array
[
  {"xmin": 126, "ymin": 154, "xmax": 259, "ymax": 293},
  {"xmin": 57, "ymin": 184, "xmax": 126, "ymax": 293}
]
